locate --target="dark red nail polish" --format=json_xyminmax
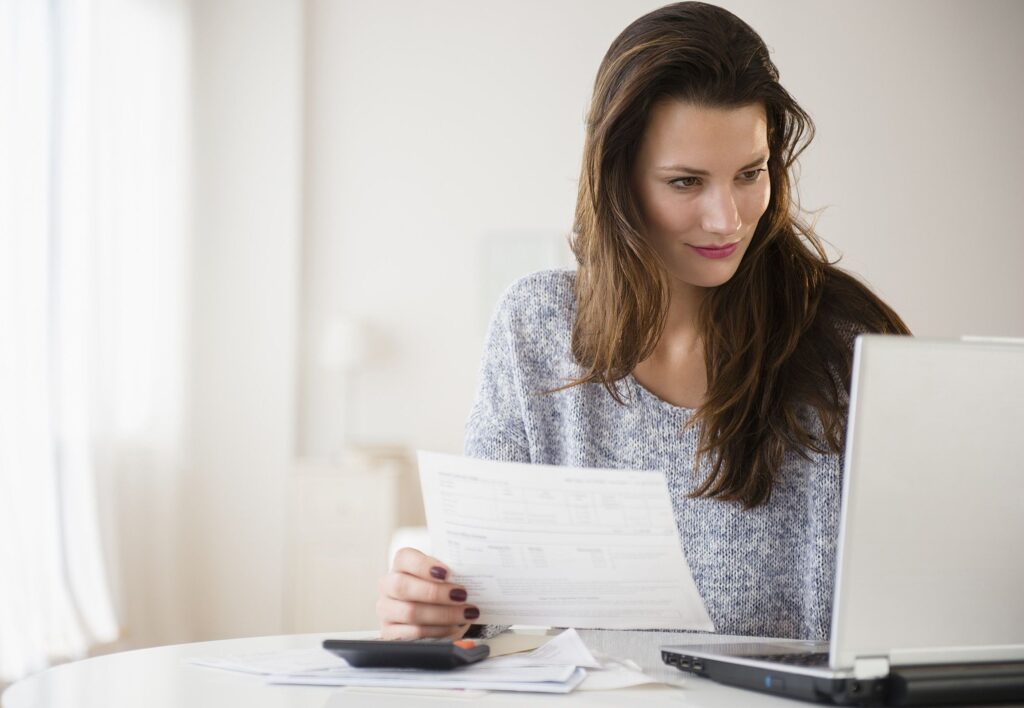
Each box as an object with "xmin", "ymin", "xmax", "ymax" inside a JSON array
[
  {"xmin": 430, "ymin": 566, "xmax": 447, "ymax": 580},
  {"xmin": 449, "ymin": 588, "xmax": 467, "ymax": 602},
  {"xmin": 464, "ymin": 606, "xmax": 480, "ymax": 620}
]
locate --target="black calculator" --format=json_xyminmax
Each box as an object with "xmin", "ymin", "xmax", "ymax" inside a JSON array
[{"xmin": 322, "ymin": 638, "xmax": 491, "ymax": 670}]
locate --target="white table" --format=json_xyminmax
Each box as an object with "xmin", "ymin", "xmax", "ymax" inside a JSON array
[{"xmin": 2, "ymin": 630, "xmax": 809, "ymax": 707}]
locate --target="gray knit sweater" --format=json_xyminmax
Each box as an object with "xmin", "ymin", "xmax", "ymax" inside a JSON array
[{"xmin": 464, "ymin": 268, "xmax": 844, "ymax": 640}]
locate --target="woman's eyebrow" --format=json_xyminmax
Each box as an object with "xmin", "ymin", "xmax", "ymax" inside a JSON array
[{"xmin": 656, "ymin": 153, "xmax": 769, "ymax": 175}]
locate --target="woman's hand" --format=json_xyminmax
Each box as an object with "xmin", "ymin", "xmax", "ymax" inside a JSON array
[{"xmin": 377, "ymin": 547, "xmax": 479, "ymax": 639}]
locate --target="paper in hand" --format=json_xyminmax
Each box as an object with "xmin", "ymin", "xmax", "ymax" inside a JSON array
[{"xmin": 417, "ymin": 451, "xmax": 714, "ymax": 631}]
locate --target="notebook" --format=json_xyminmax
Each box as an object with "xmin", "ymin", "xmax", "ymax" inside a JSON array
[{"xmin": 661, "ymin": 335, "xmax": 1024, "ymax": 705}]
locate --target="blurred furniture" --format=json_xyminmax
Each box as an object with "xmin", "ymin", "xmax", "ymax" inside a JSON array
[{"xmin": 284, "ymin": 448, "xmax": 424, "ymax": 633}]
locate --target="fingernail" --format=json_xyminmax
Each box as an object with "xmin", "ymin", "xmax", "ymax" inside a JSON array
[
  {"xmin": 449, "ymin": 588, "xmax": 467, "ymax": 602},
  {"xmin": 430, "ymin": 566, "xmax": 447, "ymax": 580},
  {"xmin": 464, "ymin": 606, "xmax": 480, "ymax": 620}
]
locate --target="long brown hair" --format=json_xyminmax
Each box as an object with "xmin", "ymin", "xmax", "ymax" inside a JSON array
[{"xmin": 569, "ymin": 2, "xmax": 910, "ymax": 508}]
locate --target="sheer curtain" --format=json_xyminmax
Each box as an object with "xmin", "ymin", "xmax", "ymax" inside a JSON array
[{"xmin": 0, "ymin": 0, "xmax": 189, "ymax": 682}]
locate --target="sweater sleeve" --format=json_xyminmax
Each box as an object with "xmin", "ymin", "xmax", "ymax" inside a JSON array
[{"xmin": 464, "ymin": 283, "xmax": 531, "ymax": 464}]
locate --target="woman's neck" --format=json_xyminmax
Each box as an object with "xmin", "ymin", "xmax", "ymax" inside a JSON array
[
  {"xmin": 659, "ymin": 279, "xmax": 704, "ymax": 351},
  {"xmin": 631, "ymin": 279, "xmax": 708, "ymax": 409}
]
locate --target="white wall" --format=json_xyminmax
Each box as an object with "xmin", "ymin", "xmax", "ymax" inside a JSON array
[
  {"xmin": 761, "ymin": 0, "xmax": 1024, "ymax": 338},
  {"xmin": 301, "ymin": 0, "xmax": 628, "ymax": 456},
  {"xmin": 187, "ymin": 0, "xmax": 302, "ymax": 640},
  {"xmin": 302, "ymin": 0, "xmax": 1024, "ymax": 461}
]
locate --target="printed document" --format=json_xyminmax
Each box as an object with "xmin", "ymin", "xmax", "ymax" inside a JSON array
[
  {"xmin": 417, "ymin": 451, "xmax": 715, "ymax": 631},
  {"xmin": 188, "ymin": 629, "xmax": 677, "ymax": 694}
]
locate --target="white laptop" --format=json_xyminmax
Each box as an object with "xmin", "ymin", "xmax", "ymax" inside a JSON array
[{"xmin": 661, "ymin": 335, "xmax": 1024, "ymax": 705}]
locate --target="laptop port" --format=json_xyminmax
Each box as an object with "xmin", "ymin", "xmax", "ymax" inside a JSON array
[{"xmin": 692, "ymin": 659, "xmax": 704, "ymax": 672}]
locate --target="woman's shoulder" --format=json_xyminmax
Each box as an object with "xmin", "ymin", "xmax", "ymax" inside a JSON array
[
  {"xmin": 488, "ymin": 268, "xmax": 577, "ymax": 378},
  {"xmin": 494, "ymin": 268, "xmax": 577, "ymax": 330},
  {"xmin": 500, "ymin": 267, "xmax": 576, "ymax": 307}
]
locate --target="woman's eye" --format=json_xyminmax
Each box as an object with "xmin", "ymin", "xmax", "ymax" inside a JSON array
[
  {"xmin": 740, "ymin": 168, "xmax": 767, "ymax": 182},
  {"xmin": 670, "ymin": 176, "xmax": 701, "ymax": 189}
]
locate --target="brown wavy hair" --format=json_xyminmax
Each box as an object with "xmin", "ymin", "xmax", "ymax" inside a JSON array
[{"xmin": 568, "ymin": 1, "xmax": 910, "ymax": 507}]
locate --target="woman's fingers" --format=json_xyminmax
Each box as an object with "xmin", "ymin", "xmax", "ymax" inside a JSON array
[
  {"xmin": 391, "ymin": 547, "xmax": 450, "ymax": 581},
  {"xmin": 376, "ymin": 596, "xmax": 478, "ymax": 627},
  {"xmin": 378, "ymin": 571, "xmax": 467, "ymax": 605},
  {"xmin": 377, "ymin": 548, "xmax": 479, "ymax": 641}
]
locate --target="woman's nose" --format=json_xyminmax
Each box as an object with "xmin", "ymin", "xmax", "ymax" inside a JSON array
[{"xmin": 700, "ymin": 187, "xmax": 742, "ymax": 236}]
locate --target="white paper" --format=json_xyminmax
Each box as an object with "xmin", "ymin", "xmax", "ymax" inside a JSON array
[
  {"xmin": 267, "ymin": 663, "xmax": 587, "ymax": 694},
  {"xmin": 488, "ymin": 628, "xmax": 679, "ymax": 691},
  {"xmin": 276, "ymin": 663, "xmax": 578, "ymax": 683},
  {"xmin": 327, "ymin": 687, "xmax": 488, "ymax": 700},
  {"xmin": 577, "ymin": 657, "xmax": 680, "ymax": 691},
  {"xmin": 418, "ymin": 451, "xmax": 715, "ymax": 631},
  {"xmin": 486, "ymin": 628, "xmax": 601, "ymax": 669},
  {"xmin": 190, "ymin": 631, "xmax": 672, "ymax": 694}
]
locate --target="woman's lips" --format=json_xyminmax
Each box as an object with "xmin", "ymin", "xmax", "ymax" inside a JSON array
[{"xmin": 688, "ymin": 242, "xmax": 739, "ymax": 259}]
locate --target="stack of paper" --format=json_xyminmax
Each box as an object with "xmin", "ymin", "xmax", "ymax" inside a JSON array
[
  {"xmin": 270, "ymin": 661, "xmax": 586, "ymax": 694},
  {"xmin": 189, "ymin": 629, "xmax": 673, "ymax": 694},
  {"xmin": 267, "ymin": 629, "xmax": 596, "ymax": 693}
]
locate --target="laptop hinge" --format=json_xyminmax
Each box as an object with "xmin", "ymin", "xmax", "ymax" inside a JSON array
[{"xmin": 853, "ymin": 656, "xmax": 890, "ymax": 680}]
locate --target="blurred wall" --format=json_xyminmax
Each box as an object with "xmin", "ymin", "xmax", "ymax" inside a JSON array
[
  {"xmin": 300, "ymin": 0, "xmax": 1024, "ymax": 464},
  {"xmin": 187, "ymin": 0, "xmax": 302, "ymax": 640}
]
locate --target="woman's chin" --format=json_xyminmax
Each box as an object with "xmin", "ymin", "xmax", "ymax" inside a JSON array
[{"xmin": 667, "ymin": 264, "xmax": 743, "ymax": 290}]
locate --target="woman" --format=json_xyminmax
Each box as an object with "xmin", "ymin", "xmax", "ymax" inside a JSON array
[{"xmin": 376, "ymin": 1, "xmax": 909, "ymax": 641}]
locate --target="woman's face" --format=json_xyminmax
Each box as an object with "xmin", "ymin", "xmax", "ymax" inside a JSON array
[{"xmin": 632, "ymin": 100, "xmax": 771, "ymax": 291}]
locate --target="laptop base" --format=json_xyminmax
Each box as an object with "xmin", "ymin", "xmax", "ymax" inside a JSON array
[
  {"xmin": 888, "ymin": 663, "xmax": 1024, "ymax": 706},
  {"xmin": 662, "ymin": 650, "xmax": 885, "ymax": 705},
  {"xmin": 662, "ymin": 650, "xmax": 1024, "ymax": 706}
]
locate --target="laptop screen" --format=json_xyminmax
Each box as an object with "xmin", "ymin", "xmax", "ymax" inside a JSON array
[{"xmin": 831, "ymin": 336, "xmax": 1024, "ymax": 668}]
